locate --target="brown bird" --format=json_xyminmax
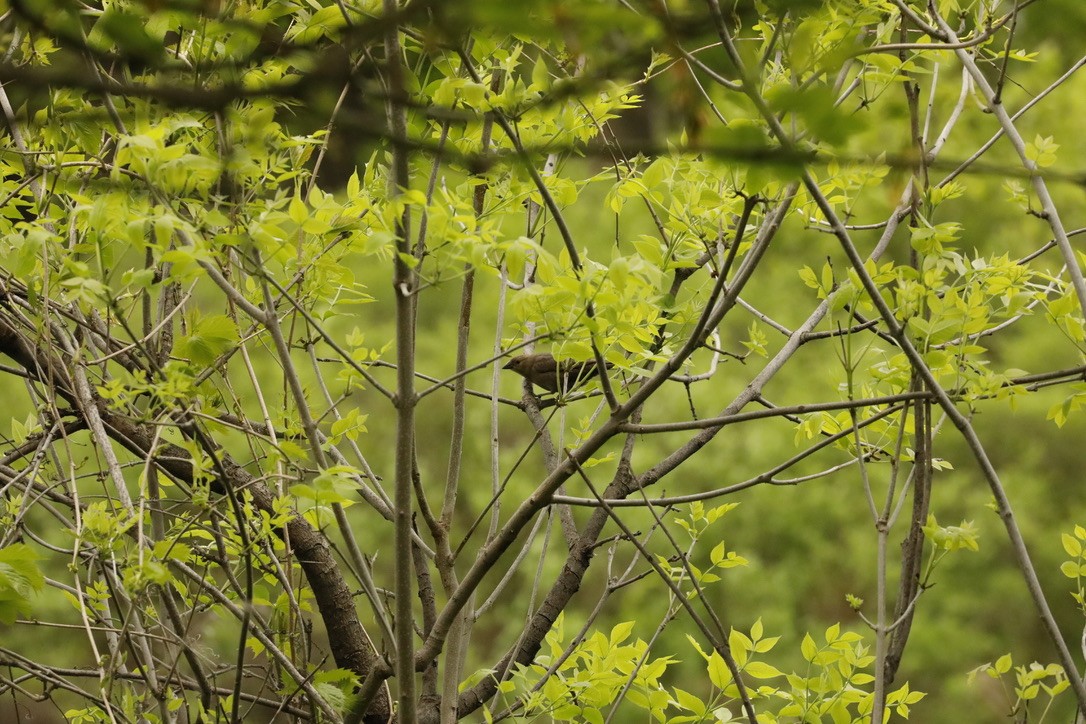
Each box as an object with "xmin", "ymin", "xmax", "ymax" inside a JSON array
[{"xmin": 503, "ymin": 353, "xmax": 608, "ymax": 394}]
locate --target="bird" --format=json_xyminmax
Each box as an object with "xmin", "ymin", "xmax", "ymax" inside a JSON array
[{"xmin": 503, "ymin": 353, "xmax": 609, "ymax": 394}]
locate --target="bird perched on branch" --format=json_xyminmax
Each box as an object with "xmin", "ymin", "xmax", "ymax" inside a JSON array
[{"xmin": 503, "ymin": 353, "xmax": 610, "ymax": 394}]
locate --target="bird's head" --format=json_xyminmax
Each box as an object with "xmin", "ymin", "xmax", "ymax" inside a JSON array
[{"xmin": 503, "ymin": 356, "xmax": 528, "ymax": 372}]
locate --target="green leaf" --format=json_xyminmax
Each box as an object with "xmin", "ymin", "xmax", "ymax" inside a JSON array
[
  {"xmin": 312, "ymin": 668, "xmax": 359, "ymax": 710},
  {"xmin": 670, "ymin": 687, "xmax": 706, "ymax": 716},
  {"xmin": 706, "ymin": 651, "xmax": 730, "ymax": 689},
  {"xmin": 609, "ymin": 621, "xmax": 634, "ymax": 646},
  {"xmin": 289, "ymin": 4, "xmax": 349, "ymax": 43},
  {"xmin": 277, "ymin": 440, "xmax": 309, "ymax": 462},
  {"xmin": 531, "ymin": 55, "xmax": 550, "ymax": 90},
  {"xmin": 1063, "ymin": 532, "xmax": 1082, "ymax": 557},
  {"xmin": 1025, "ymin": 135, "xmax": 1059, "ymax": 168},
  {"xmin": 330, "ymin": 408, "xmax": 369, "ymax": 442},
  {"xmin": 289, "ymin": 194, "xmax": 309, "ymax": 224},
  {"xmin": 764, "ymin": 85, "xmax": 862, "ymax": 146},
  {"xmin": 0, "ymin": 544, "xmax": 45, "ymax": 624},
  {"xmin": 801, "ymin": 632, "xmax": 817, "ymax": 662},
  {"xmin": 641, "ymin": 157, "xmax": 671, "ymax": 190},
  {"xmin": 179, "ymin": 314, "xmax": 239, "ymax": 365},
  {"xmin": 94, "ymin": 10, "xmax": 164, "ymax": 64},
  {"xmin": 744, "ymin": 661, "xmax": 784, "ymax": 679}
]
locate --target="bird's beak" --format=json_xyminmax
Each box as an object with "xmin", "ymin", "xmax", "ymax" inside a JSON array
[{"xmin": 502, "ymin": 359, "xmax": 515, "ymax": 369}]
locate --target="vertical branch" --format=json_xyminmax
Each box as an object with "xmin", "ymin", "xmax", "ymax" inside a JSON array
[
  {"xmin": 884, "ymin": 393, "xmax": 931, "ymax": 683},
  {"xmin": 383, "ymin": 1, "xmax": 418, "ymax": 719},
  {"xmin": 871, "ymin": 15, "xmax": 927, "ymax": 717},
  {"xmin": 437, "ymin": 67, "xmax": 502, "ymax": 722},
  {"xmin": 881, "ymin": 11, "xmax": 933, "ymax": 692}
]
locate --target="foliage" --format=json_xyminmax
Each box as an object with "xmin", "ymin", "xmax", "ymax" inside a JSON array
[{"xmin": 0, "ymin": 0, "xmax": 1085, "ymax": 722}]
